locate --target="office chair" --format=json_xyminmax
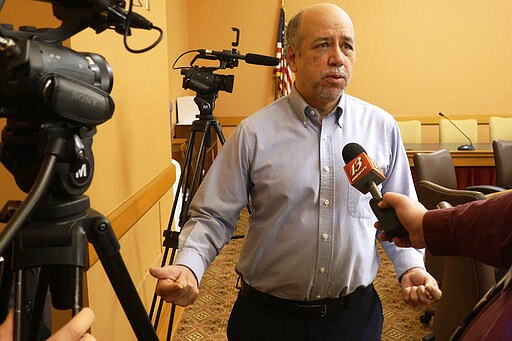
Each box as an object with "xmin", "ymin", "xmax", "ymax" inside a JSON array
[
  {"xmin": 413, "ymin": 150, "xmax": 494, "ymax": 306},
  {"xmin": 439, "ymin": 118, "xmax": 478, "ymax": 145},
  {"xmin": 411, "ymin": 148, "xmax": 499, "ymax": 327},
  {"xmin": 413, "ymin": 149, "xmax": 504, "ymax": 195},
  {"xmin": 492, "ymin": 140, "xmax": 512, "ymax": 189},
  {"xmin": 489, "ymin": 116, "xmax": 512, "ymax": 141},
  {"xmin": 397, "ymin": 120, "xmax": 422, "ymax": 143},
  {"xmin": 416, "ymin": 179, "xmax": 488, "ymax": 287},
  {"xmin": 412, "ymin": 148, "xmax": 503, "ymax": 282},
  {"xmin": 420, "ymin": 198, "xmax": 496, "ymax": 341}
]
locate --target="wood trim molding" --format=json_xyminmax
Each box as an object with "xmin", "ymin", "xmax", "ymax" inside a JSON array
[
  {"xmin": 217, "ymin": 114, "xmax": 512, "ymax": 127},
  {"xmin": 87, "ymin": 164, "xmax": 176, "ymax": 266},
  {"xmin": 394, "ymin": 113, "xmax": 512, "ymax": 125},
  {"xmin": 217, "ymin": 116, "xmax": 245, "ymax": 127}
]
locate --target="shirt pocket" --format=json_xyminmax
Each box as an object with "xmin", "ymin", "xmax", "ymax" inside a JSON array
[{"xmin": 346, "ymin": 185, "xmax": 375, "ymax": 219}]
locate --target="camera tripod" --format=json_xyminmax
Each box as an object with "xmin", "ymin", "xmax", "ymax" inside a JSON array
[
  {"xmin": 149, "ymin": 90, "xmax": 230, "ymax": 340},
  {"xmin": 0, "ymin": 125, "xmax": 158, "ymax": 341}
]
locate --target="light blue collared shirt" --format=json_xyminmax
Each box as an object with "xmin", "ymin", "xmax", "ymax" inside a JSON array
[{"xmin": 175, "ymin": 86, "xmax": 424, "ymax": 301}]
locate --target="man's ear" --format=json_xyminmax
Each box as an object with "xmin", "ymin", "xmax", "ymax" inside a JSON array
[{"xmin": 286, "ymin": 45, "xmax": 298, "ymax": 72}]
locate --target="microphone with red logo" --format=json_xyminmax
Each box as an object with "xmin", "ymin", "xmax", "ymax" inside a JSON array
[{"xmin": 342, "ymin": 142, "xmax": 408, "ymax": 239}]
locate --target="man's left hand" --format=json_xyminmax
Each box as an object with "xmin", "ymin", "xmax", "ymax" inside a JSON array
[{"xmin": 400, "ymin": 267, "xmax": 442, "ymax": 306}]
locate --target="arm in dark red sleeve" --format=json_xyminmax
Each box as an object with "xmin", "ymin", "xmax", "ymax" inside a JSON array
[{"xmin": 422, "ymin": 191, "xmax": 512, "ymax": 270}]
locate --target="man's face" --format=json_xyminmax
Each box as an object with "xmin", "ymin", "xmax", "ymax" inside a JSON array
[{"xmin": 287, "ymin": 6, "xmax": 356, "ymax": 111}]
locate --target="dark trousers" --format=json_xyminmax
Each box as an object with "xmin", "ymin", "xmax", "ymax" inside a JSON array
[{"xmin": 226, "ymin": 284, "xmax": 383, "ymax": 341}]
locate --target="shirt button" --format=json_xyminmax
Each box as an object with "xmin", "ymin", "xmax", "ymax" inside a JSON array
[
  {"xmin": 323, "ymin": 199, "xmax": 330, "ymax": 206},
  {"xmin": 323, "ymin": 166, "xmax": 330, "ymax": 173},
  {"xmin": 322, "ymin": 233, "xmax": 329, "ymax": 240},
  {"xmin": 320, "ymin": 267, "xmax": 326, "ymax": 273}
]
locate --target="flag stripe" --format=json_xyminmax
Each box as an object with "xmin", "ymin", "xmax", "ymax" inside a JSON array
[{"xmin": 274, "ymin": 6, "xmax": 292, "ymax": 98}]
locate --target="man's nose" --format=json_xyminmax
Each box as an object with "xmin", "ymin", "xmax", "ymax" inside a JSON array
[{"xmin": 328, "ymin": 46, "xmax": 344, "ymax": 66}]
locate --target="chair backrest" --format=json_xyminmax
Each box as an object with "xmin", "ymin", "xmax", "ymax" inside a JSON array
[
  {"xmin": 439, "ymin": 118, "xmax": 478, "ymax": 144},
  {"xmin": 430, "ymin": 200, "xmax": 496, "ymax": 341},
  {"xmin": 489, "ymin": 116, "xmax": 512, "ymax": 141},
  {"xmin": 413, "ymin": 149, "xmax": 458, "ymax": 190},
  {"xmin": 492, "ymin": 139, "xmax": 512, "ymax": 188},
  {"xmin": 397, "ymin": 120, "xmax": 422, "ymax": 143}
]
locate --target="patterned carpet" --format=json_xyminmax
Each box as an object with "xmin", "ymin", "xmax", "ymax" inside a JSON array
[{"xmin": 172, "ymin": 210, "xmax": 434, "ymax": 341}]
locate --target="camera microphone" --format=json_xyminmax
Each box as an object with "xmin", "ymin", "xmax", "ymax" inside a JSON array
[
  {"xmin": 342, "ymin": 142, "xmax": 408, "ymax": 239},
  {"xmin": 438, "ymin": 112, "xmax": 475, "ymax": 151},
  {"xmin": 245, "ymin": 53, "xmax": 279, "ymax": 66},
  {"xmin": 199, "ymin": 49, "xmax": 279, "ymax": 66}
]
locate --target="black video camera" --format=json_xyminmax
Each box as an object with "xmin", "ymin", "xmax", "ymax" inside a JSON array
[
  {"xmin": 0, "ymin": 0, "xmax": 139, "ymax": 125},
  {"xmin": 0, "ymin": 0, "xmax": 157, "ymax": 196},
  {"xmin": 0, "ymin": 36, "xmax": 114, "ymax": 126},
  {"xmin": 0, "ymin": 0, "xmax": 158, "ymax": 125},
  {"xmin": 181, "ymin": 67, "xmax": 234, "ymax": 94}
]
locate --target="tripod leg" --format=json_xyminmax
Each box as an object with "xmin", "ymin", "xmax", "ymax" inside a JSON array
[
  {"xmin": 165, "ymin": 306, "xmax": 176, "ymax": 341},
  {"xmin": 152, "ymin": 247, "xmax": 177, "ymax": 330},
  {"xmin": 149, "ymin": 127, "xmax": 197, "ymax": 322},
  {"xmin": 13, "ymin": 269, "xmax": 23, "ymax": 341},
  {"xmin": 179, "ymin": 125, "xmax": 213, "ymax": 224},
  {"xmin": 149, "ymin": 245, "xmax": 171, "ymax": 324},
  {"xmin": 211, "ymin": 120, "xmax": 227, "ymax": 145},
  {"xmin": 27, "ymin": 268, "xmax": 50, "ymax": 341},
  {"xmin": 86, "ymin": 209, "xmax": 158, "ymax": 341},
  {"xmin": 72, "ymin": 267, "xmax": 83, "ymax": 315}
]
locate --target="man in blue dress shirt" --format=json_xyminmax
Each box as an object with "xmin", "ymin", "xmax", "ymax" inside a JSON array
[{"xmin": 151, "ymin": 3, "xmax": 441, "ymax": 340}]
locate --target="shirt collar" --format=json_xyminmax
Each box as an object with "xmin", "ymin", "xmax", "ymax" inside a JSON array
[{"xmin": 288, "ymin": 85, "xmax": 344, "ymax": 127}]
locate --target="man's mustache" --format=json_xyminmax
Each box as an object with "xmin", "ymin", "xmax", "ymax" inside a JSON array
[{"xmin": 321, "ymin": 68, "xmax": 349, "ymax": 79}]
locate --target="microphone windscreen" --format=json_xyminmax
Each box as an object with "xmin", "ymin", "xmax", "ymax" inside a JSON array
[
  {"xmin": 245, "ymin": 53, "xmax": 279, "ymax": 66},
  {"xmin": 342, "ymin": 142, "xmax": 366, "ymax": 164}
]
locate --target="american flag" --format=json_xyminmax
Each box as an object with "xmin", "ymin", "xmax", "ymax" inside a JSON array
[{"xmin": 274, "ymin": 1, "xmax": 293, "ymax": 99}]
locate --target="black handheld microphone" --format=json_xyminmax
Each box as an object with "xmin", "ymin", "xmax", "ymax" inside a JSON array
[
  {"xmin": 342, "ymin": 143, "xmax": 408, "ymax": 239},
  {"xmin": 199, "ymin": 49, "xmax": 279, "ymax": 66},
  {"xmin": 438, "ymin": 112, "xmax": 475, "ymax": 151}
]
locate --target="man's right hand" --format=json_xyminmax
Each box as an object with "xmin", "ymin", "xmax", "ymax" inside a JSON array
[{"xmin": 149, "ymin": 265, "xmax": 199, "ymax": 306}]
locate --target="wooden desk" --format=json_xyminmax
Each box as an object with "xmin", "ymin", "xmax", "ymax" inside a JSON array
[{"xmin": 405, "ymin": 143, "xmax": 496, "ymax": 189}]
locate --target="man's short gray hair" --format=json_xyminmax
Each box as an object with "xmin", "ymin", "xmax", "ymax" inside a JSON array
[{"xmin": 284, "ymin": 10, "xmax": 303, "ymax": 56}]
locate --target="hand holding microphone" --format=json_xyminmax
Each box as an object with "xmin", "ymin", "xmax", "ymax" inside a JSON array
[
  {"xmin": 376, "ymin": 192, "xmax": 428, "ymax": 248},
  {"xmin": 342, "ymin": 143, "xmax": 408, "ymax": 240}
]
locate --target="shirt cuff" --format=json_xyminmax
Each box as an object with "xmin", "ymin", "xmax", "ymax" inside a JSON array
[
  {"xmin": 393, "ymin": 248, "xmax": 426, "ymax": 280},
  {"xmin": 174, "ymin": 250, "xmax": 208, "ymax": 284}
]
